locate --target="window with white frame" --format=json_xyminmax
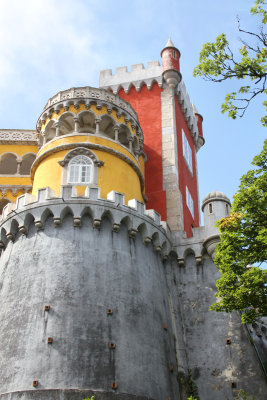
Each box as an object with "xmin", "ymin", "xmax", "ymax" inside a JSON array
[
  {"xmin": 186, "ymin": 186, "xmax": 194, "ymax": 218},
  {"xmin": 182, "ymin": 130, "xmax": 193, "ymax": 174},
  {"xmin": 68, "ymin": 155, "xmax": 93, "ymax": 184}
]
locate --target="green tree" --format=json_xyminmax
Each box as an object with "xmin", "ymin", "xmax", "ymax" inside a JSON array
[
  {"xmin": 194, "ymin": 0, "xmax": 267, "ymax": 323},
  {"xmin": 193, "ymin": 0, "xmax": 267, "ymax": 126},
  {"xmin": 210, "ymin": 140, "xmax": 267, "ymax": 323}
]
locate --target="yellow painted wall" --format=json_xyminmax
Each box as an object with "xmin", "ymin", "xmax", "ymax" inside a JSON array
[
  {"xmin": 37, "ymin": 135, "xmax": 139, "ymax": 167},
  {"xmin": 0, "ymin": 144, "xmax": 38, "ymax": 157},
  {"xmin": 0, "ymin": 143, "xmax": 38, "ymax": 205},
  {"xmin": 32, "ymin": 136, "xmax": 144, "ymax": 203}
]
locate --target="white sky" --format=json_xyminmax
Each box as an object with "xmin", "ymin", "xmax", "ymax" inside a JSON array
[{"xmin": 0, "ymin": 0, "xmax": 265, "ymax": 218}]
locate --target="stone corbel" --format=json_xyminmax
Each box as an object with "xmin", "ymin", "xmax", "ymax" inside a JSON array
[
  {"xmin": 6, "ymin": 232, "xmax": 15, "ymax": 242},
  {"xmin": 144, "ymin": 236, "xmax": 152, "ymax": 244},
  {"xmin": 128, "ymin": 229, "xmax": 137, "ymax": 238},
  {"xmin": 35, "ymin": 220, "xmax": 43, "ymax": 230},
  {"xmin": 177, "ymin": 257, "xmax": 185, "ymax": 267},
  {"xmin": 18, "ymin": 225, "xmax": 27, "ymax": 235},
  {"xmin": 53, "ymin": 217, "xmax": 61, "ymax": 227},
  {"xmin": 154, "ymin": 244, "xmax": 162, "ymax": 253},
  {"xmin": 93, "ymin": 219, "xmax": 101, "ymax": 229},
  {"xmin": 73, "ymin": 217, "xmax": 81, "ymax": 227},
  {"xmin": 195, "ymin": 255, "xmax": 202, "ymax": 266},
  {"xmin": 112, "ymin": 223, "xmax": 120, "ymax": 232}
]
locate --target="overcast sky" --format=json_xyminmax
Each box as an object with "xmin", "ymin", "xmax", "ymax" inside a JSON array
[{"xmin": 0, "ymin": 0, "xmax": 265, "ymax": 218}]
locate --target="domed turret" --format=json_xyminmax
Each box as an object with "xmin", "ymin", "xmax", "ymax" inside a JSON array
[
  {"xmin": 202, "ymin": 190, "xmax": 231, "ymax": 258},
  {"xmin": 161, "ymin": 39, "xmax": 182, "ymax": 88},
  {"xmin": 202, "ymin": 190, "xmax": 231, "ymax": 226}
]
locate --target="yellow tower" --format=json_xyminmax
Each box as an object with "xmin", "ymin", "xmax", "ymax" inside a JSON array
[{"xmin": 32, "ymin": 87, "xmax": 146, "ymax": 203}]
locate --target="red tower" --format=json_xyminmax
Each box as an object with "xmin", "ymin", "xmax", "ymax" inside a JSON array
[{"xmin": 99, "ymin": 40, "xmax": 204, "ymax": 237}]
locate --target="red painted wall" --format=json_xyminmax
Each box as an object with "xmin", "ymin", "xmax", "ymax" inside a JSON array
[
  {"xmin": 196, "ymin": 114, "xmax": 203, "ymax": 137},
  {"xmin": 174, "ymin": 96, "xmax": 200, "ymax": 237},
  {"xmin": 162, "ymin": 48, "xmax": 180, "ymax": 72},
  {"xmin": 118, "ymin": 83, "xmax": 167, "ymax": 220}
]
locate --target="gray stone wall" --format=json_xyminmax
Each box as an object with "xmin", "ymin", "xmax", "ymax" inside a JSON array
[
  {"xmin": 0, "ymin": 205, "xmax": 179, "ymax": 400},
  {"xmin": 165, "ymin": 253, "xmax": 267, "ymax": 400}
]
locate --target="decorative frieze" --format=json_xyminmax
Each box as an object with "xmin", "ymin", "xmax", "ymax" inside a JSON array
[{"xmin": 0, "ymin": 130, "xmax": 38, "ymax": 145}]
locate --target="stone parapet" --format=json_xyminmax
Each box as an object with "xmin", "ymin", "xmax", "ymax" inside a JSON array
[
  {"xmin": 175, "ymin": 81, "xmax": 200, "ymax": 148},
  {"xmin": 0, "ymin": 186, "xmax": 172, "ymax": 258},
  {"xmin": 99, "ymin": 62, "xmax": 163, "ymax": 94},
  {"xmin": 0, "ymin": 130, "xmax": 38, "ymax": 145},
  {"xmin": 39, "ymin": 87, "xmax": 138, "ymax": 128}
]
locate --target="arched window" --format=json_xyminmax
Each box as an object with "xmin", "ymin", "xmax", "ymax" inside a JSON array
[
  {"xmin": 0, "ymin": 153, "xmax": 18, "ymax": 174},
  {"xmin": 68, "ymin": 155, "xmax": 93, "ymax": 184},
  {"xmin": 20, "ymin": 154, "xmax": 36, "ymax": 175}
]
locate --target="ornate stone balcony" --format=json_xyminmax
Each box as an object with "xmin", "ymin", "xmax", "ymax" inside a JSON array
[{"xmin": 36, "ymin": 86, "xmax": 144, "ymax": 158}]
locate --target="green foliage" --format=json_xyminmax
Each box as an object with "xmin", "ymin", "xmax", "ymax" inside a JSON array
[
  {"xmin": 210, "ymin": 140, "xmax": 267, "ymax": 323},
  {"xmin": 187, "ymin": 396, "xmax": 198, "ymax": 400},
  {"xmin": 193, "ymin": 0, "xmax": 267, "ymax": 126},
  {"xmin": 234, "ymin": 389, "xmax": 257, "ymax": 399},
  {"xmin": 82, "ymin": 397, "xmax": 94, "ymax": 400}
]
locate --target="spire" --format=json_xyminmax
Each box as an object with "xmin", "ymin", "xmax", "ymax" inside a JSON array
[{"xmin": 165, "ymin": 38, "xmax": 175, "ymax": 48}]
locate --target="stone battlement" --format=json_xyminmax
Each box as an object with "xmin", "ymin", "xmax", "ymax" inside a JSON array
[
  {"xmin": 99, "ymin": 63, "xmax": 203, "ymax": 150},
  {"xmin": 99, "ymin": 61, "xmax": 163, "ymax": 93},
  {"xmin": 0, "ymin": 186, "xmax": 172, "ymax": 258}
]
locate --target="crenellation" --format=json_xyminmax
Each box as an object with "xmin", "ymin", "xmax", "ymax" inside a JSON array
[
  {"xmin": 107, "ymin": 190, "xmax": 125, "ymax": 206},
  {"xmin": 99, "ymin": 60, "xmax": 163, "ymax": 92},
  {"xmin": 131, "ymin": 63, "xmax": 145, "ymax": 71},
  {"xmin": 116, "ymin": 66, "xmax": 128, "ymax": 74},
  {"xmin": 147, "ymin": 60, "xmax": 160, "ymax": 68}
]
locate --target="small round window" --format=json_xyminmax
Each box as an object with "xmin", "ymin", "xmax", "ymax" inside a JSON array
[{"xmin": 68, "ymin": 155, "xmax": 93, "ymax": 184}]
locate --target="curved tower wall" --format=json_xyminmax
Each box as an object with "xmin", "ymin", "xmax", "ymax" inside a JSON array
[
  {"xmin": 0, "ymin": 189, "xmax": 179, "ymax": 400},
  {"xmin": 33, "ymin": 87, "xmax": 146, "ymax": 203}
]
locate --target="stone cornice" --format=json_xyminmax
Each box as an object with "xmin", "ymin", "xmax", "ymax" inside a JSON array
[
  {"xmin": 0, "ymin": 130, "xmax": 38, "ymax": 145},
  {"xmin": 31, "ymin": 142, "xmax": 147, "ymax": 202}
]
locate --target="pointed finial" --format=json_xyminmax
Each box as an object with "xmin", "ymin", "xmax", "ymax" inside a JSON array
[{"xmin": 165, "ymin": 38, "xmax": 175, "ymax": 48}]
